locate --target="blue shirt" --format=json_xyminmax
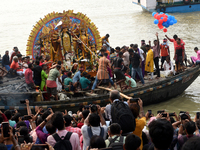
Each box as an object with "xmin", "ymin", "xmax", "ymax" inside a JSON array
[{"xmin": 73, "ymin": 71, "xmax": 81, "ymax": 83}]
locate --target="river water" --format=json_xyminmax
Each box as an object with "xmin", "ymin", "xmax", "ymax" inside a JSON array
[{"xmin": 0, "ymin": 0, "xmax": 200, "ymax": 116}]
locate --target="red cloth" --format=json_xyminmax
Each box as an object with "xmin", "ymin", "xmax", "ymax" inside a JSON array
[
  {"xmin": 65, "ymin": 126, "xmax": 82, "ymax": 138},
  {"xmin": 160, "ymin": 44, "xmax": 169, "ymax": 57},
  {"xmin": 169, "ymin": 38, "xmax": 185, "ymax": 52},
  {"xmin": 25, "ymin": 68, "xmax": 34, "ymax": 84},
  {"xmin": 46, "ymin": 80, "xmax": 57, "ymax": 88},
  {"xmin": 10, "ymin": 61, "xmax": 19, "ymax": 70},
  {"xmin": 39, "ymin": 61, "xmax": 44, "ymax": 67},
  {"xmin": 77, "ymin": 122, "xmax": 84, "ymax": 128},
  {"xmin": 1, "ymin": 113, "xmax": 8, "ymax": 122},
  {"xmin": 125, "ymin": 73, "xmax": 131, "ymax": 78}
]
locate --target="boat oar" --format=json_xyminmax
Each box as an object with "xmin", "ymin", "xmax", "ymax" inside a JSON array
[{"xmin": 97, "ymin": 86, "xmax": 132, "ymax": 99}]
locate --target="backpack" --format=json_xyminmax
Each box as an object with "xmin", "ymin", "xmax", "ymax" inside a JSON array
[
  {"xmin": 87, "ymin": 126, "xmax": 104, "ymax": 138},
  {"xmin": 111, "ymin": 101, "xmax": 136, "ymax": 133},
  {"xmin": 108, "ymin": 136, "xmax": 124, "ymax": 150},
  {"xmin": 52, "ymin": 132, "xmax": 72, "ymax": 150}
]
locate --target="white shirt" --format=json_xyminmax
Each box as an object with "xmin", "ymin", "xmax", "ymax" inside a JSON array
[
  {"xmin": 163, "ymin": 60, "xmax": 174, "ymax": 72},
  {"xmin": 123, "ymin": 51, "xmax": 130, "ymax": 66},
  {"xmin": 81, "ymin": 125, "xmax": 108, "ymax": 150},
  {"xmin": 138, "ymin": 49, "xmax": 145, "ymax": 61}
]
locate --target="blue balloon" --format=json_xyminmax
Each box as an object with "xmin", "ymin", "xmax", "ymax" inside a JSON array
[
  {"xmin": 163, "ymin": 22, "xmax": 167, "ymax": 27},
  {"xmin": 161, "ymin": 17, "xmax": 164, "ymax": 19},
  {"xmin": 165, "ymin": 13, "xmax": 169, "ymax": 16},
  {"xmin": 165, "ymin": 24, "xmax": 169, "ymax": 28},
  {"xmin": 172, "ymin": 16, "xmax": 175, "ymax": 20},
  {"xmin": 174, "ymin": 19, "xmax": 178, "ymax": 24},
  {"xmin": 154, "ymin": 19, "xmax": 159, "ymax": 24},
  {"xmin": 168, "ymin": 15, "xmax": 173, "ymax": 20},
  {"xmin": 160, "ymin": 12, "xmax": 164, "ymax": 14},
  {"xmin": 167, "ymin": 18, "xmax": 171, "ymax": 24},
  {"xmin": 152, "ymin": 12, "xmax": 157, "ymax": 17},
  {"xmin": 169, "ymin": 21, "xmax": 174, "ymax": 25}
]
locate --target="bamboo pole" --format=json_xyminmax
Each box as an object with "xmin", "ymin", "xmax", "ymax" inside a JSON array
[{"xmin": 97, "ymin": 86, "xmax": 132, "ymax": 99}]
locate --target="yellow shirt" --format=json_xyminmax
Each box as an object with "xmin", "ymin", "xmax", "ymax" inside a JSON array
[{"xmin": 133, "ymin": 117, "xmax": 146, "ymax": 150}]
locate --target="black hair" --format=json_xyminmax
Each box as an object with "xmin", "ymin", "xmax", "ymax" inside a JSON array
[
  {"xmin": 46, "ymin": 122, "xmax": 56, "ymax": 135},
  {"xmin": 106, "ymin": 34, "xmax": 110, "ymax": 37},
  {"xmin": 90, "ymin": 135, "xmax": 106, "ymax": 149},
  {"xmin": 35, "ymin": 60, "xmax": 39, "ymax": 65},
  {"xmin": 129, "ymin": 103, "xmax": 140, "ymax": 118},
  {"xmin": 170, "ymin": 117, "xmax": 175, "ymax": 124},
  {"xmin": 109, "ymin": 123, "xmax": 121, "ymax": 135},
  {"xmin": 51, "ymin": 112, "xmax": 65, "ymax": 130},
  {"xmin": 16, "ymin": 54, "xmax": 22, "ymax": 58},
  {"xmin": 100, "ymin": 48, "xmax": 105, "ymax": 52},
  {"xmin": 194, "ymin": 47, "xmax": 198, "ymax": 50},
  {"xmin": 4, "ymin": 110, "xmax": 12, "ymax": 120},
  {"xmin": 67, "ymin": 71, "xmax": 72, "ymax": 77},
  {"xmin": 146, "ymin": 45, "xmax": 150, "ymax": 48},
  {"xmin": 196, "ymin": 120, "xmax": 200, "ymax": 130},
  {"xmin": 115, "ymin": 46, "xmax": 120, "ymax": 50},
  {"xmin": 110, "ymin": 90, "xmax": 120, "ymax": 101},
  {"xmin": 16, "ymin": 121, "xmax": 27, "ymax": 128},
  {"xmin": 63, "ymin": 115, "xmax": 72, "ymax": 127},
  {"xmin": 19, "ymin": 126, "xmax": 32, "ymax": 144},
  {"xmin": 57, "ymin": 61, "xmax": 62, "ymax": 65},
  {"xmin": 128, "ymin": 49, "xmax": 134, "ymax": 53},
  {"xmin": 0, "ymin": 143, "xmax": 8, "ymax": 150},
  {"xmin": 56, "ymin": 65, "xmax": 61, "ymax": 70},
  {"xmin": 82, "ymin": 72, "xmax": 88, "ymax": 77},
  {"xmin": 12, "ymin": 113, "xmax": 22, "ymax": 123},
  {"xmin": 26, "ymin": 56, "xmax": 30, "ymax": 59},
  {"xmin": 118, "ymin": 52, "xmax": 123, "ymax": 57},
  {"xmin": 182, "ymin": 136, "xmax": 200, "ymax": 150},
  {"xmin": 36, "ymin": 116, "xmax": 43, "ymax": 127},
  {"xmin": 141, "ymin": 40, "xmax": 145, "ymax": 42},
  {"xmin": 28, "ymin": 63, "xmax": 32, "ymax": 68},
  {"xmin": 41, "ymin": 110, "xmax": 51, "ymax": 120},
  {"xmin": 89, "ymin": 113, "xmax": 100, "ymax": 127},
  {"xmin": 124, "ymin": 134, "xmax": 141, "ymax": 150},
  {"xmin": 111, "ymin": 48, "xmax": 115, "ymax": 53},
  {"xmin": 149, "ymin": 119, "xmax": 174, "ymax": 149},
  {"xmin": 104, "ymin": 53, "xmax": 108, "ymax": 57},
  {"xmin": 82, "ymin": 110, "xmax": 90, "ymax": 119},
  {"xmin": 173, "ymin": 34, "xmax": 178, "ymax": 39},
  {"xmin": 42, "ymin": 64, "xmax": 47, "ymax": 68},
  {"xmin": 39, "ymin": 56, "xmax": 43, "ymax": 60},
  {"xmin": 133, "ymin": 44, "xmax": 138, "ymax": 48},
  {"xmin": 130, "ymin": 44, "xmax": 134, "ymax": 48},
  {"xmin": 185, "ymin": 121, "xmax": 196, "ymax": 135}
]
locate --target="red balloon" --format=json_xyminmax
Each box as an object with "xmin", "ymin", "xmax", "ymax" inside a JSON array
[
  {"xmin": 154, "ymin": 14, "xmax": 158, "ymax": 19},
  {"xmin": 163, "ymin": 28, "xmax": 167, "ymax": 32},
  {"xmin": 164, "ymin": 14, "xmax": 168, "ymax": 18},
  {"xmin": 157, "ymin": 15, "xmax": 161, "ymax": 20},
  {"xmin": 159, "ymin": 19, "xmax": 163, "ymax": 24},
  {"xmin": 163, "ymin": 17, "xmax": 168, "ymax": 22},
  {"xmin": 158, "ymin": 24, "xmax": 163, "ymax": 29}
]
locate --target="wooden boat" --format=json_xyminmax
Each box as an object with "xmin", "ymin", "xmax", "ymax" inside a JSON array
[{"xmin": 0, "ymin": 65, "xmax": 199, "ymax": 112}]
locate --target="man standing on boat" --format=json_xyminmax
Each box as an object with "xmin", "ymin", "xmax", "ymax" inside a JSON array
[
  {"xmin": 165, "ymin": 34, "xmax": 185, "ymax": 57},
  {"xmin": 160, "ymin": 38, "xmax": 170, "ymax": 70},
  {"xmin": 151, "ymin": 32, "xmax": 160, "ymax": 79}
]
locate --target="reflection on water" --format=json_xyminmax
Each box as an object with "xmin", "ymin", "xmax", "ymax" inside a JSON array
[{"xmin": 0, "ymin": 0, "xmax": 200, "ymax": 114}]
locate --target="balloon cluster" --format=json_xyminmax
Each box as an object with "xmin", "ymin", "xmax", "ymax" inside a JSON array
[{"xmin": 152, "ymin": 12, "xmax": 177, "ymax": 33}]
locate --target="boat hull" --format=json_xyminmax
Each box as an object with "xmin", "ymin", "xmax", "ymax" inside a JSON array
[
  {"xmin": 0, "ymin": 66, "xmax": 199, "ymax": 112},
  {"xmin": 133, "ymin": 1, "xmax": 200, "ymax": 13}
]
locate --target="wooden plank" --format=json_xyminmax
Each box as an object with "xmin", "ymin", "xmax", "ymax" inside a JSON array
[{"xmin": 97, "ymin": 86, "xmax": 132, "ymax": 99}]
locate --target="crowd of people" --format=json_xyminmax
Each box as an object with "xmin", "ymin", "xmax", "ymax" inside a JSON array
[
  {"xmin": 2, "ymin": 33, "xmax": 200, "ymax": 99},
  {"xmin": 0, "ymin": 90, "xmax": 199, "ymax": 150}
]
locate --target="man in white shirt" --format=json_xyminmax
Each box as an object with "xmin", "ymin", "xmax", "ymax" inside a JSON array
[
  {"xmin": 133, "ymin": 44, "xmax": 146, "ymax": 77},
  {"xmin": 81, "ymin": 106, "xmax": 108, "ymax": 150},
  {"xmin": 122, "ymin": 46, "xmax": 130, "ymax": 67}
]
